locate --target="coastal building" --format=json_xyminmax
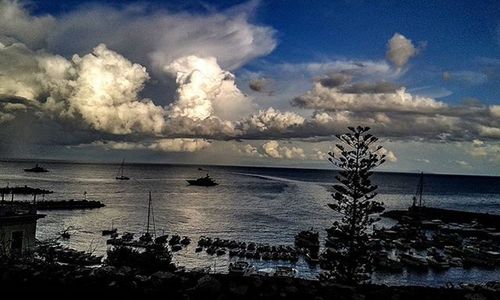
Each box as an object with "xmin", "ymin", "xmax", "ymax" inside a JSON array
[{"xmin": 0, "ymin": 203, "xmax": 44, "ymax": 256}]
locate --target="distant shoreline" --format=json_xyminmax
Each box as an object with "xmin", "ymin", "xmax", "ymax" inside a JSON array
[{"xmin": 1, "ymin": 158, "xmax": 499, "ymax": 178}]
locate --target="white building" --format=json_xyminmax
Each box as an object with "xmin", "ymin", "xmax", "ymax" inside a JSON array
[{"xmin": 0, "ymin": 204, "xmax": 44, "ymax": 256}]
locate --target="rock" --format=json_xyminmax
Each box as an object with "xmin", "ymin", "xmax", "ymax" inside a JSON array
[{"xmin": 195, "ymin": 275, "xmax": 221, "ymax": 294}]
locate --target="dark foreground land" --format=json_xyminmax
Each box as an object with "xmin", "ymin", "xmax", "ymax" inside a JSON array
[{"xmin": 1, "ymin": 261, "xmax": 499, "ymax": 299}]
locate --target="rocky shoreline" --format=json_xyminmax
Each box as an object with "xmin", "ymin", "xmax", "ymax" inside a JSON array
[{"xmin": 1, "ymin": 260, "xmax": 499, "ymax": 299}]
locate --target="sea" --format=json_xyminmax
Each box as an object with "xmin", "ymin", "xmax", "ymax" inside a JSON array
[{"xmin": 1, "ymin": 160, "xmax": 499, "ymax": 286}]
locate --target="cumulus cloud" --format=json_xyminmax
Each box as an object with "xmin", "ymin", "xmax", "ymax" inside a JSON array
[
  {"xmin": 293, "ymin": 83, "xmax": 445, "ymax": 113},
  {"xmin": 386, "ymin": 33, "xmax": 418, "ymax": 68},
  {"xmin": 148, "ymin": 138, "xmax": 211, "ymax": 152},
  {"xmin": 0, "ymin": 42, "xmax": 167, "ymax": 135},
  {"xmin": 164, "ymin": 55, "xmax": 254, "ymax": 121},
  {"xmin": 239, "ymin": 144, "xmax": 262, "ymax": 157},
  {"xmin": 241, "ymin": 108, "xmax": 305, "ymax": 135},
  {"xmin": 261, "ymin": 140, "xmax": 305, "ymax": 159},
  {"xmin": 76, "ymin": 138, "xmax": 211, "ymax": 153}
]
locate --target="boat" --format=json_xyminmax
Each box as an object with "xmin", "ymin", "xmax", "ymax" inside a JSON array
[
  {"xmin": 102, "ymin": 221, "xmax": 117, "ymax": 236},
  {"xmin": 59, "ymin": 228, "xmax": 71, "ymax": 239},
  {"xmin": 274, "ymin": 266, "xmax": 298, "ymax": 278},
  {"xmin": 426, "ymin": 253, "xmax": 450, "ymax": 270},
  {"xmin": 187, "ymin": 174, "xmax": 218, "ymax": 186},
  {"xmin": 138, "ymin": 192, "xmax": 155, "ymax": 244},
  {"xmin": 411, "ymin": 172, "xmax": 425, "ymax": 209},
  {"xmin": 115, "ymin": 159, "xmax": 130, "ymax": 180},
  {"xmin": 24, "ymin": 163, "xmax": 49, "ymax": 173},
  {"xmin": 376, "ymin": 255, "xmax": 403, "ymax": 271},
  {"xmin": 295, "ymin": 229, "xmax": 320, "ymax": 249},
  {"xmin": 228, "ymin": 261, "xmax": 255, "ymax": 276},
  {"xmin": 400, "ymin": 252, "xmax": 429, "ymax": 269}
]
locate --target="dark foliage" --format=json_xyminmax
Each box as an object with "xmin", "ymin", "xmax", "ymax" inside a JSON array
[
  {"xmin": 106, "ymin": 245, "xmax": 174, "ymax": 273},
  {"xmin": 322, "ymin": 126, "xmax": 386, "ymax": 284}
]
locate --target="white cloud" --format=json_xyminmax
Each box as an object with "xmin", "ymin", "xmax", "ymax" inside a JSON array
[
  {"xmin": 242, "ymin": 107, "xmax": 305, "ymax": 133},
  {"xmin": 261, "ymin": 140, "xmax": 305, "ymax": 159},
  {"xmin": 42, "ymin": 1, "xmax": 276, "ymax": 72},
  {"xmin": 380, "ymin": 148, "xmax": 398, "ymax": 162},
  {"xmin": 490, "ymin": 105, "xmax": 500, "ymax": 118},
  {"xmin": 0, "ymin": 0, "xmax": 56, "ymax": 48},
  {"xmin": 386, "ymin": 33, "xmax": 418, "ymax": 67},
  {"xmin": 164, "ymin": 55, "xmax": 255, "ymax": 121},
  {"xmin": 148, "ymin": 138, "xmax": 211, "ymax": 152},
  {"xmin": 294, "ymin": 83, "xmax": 445, "ymax": 113}
]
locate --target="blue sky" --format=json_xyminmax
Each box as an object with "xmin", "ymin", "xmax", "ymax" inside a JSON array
[{"xmin": 0, "ymin": 0, "xmax": 499, "ymax": 174}]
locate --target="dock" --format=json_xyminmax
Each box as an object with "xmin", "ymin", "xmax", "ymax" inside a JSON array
[{"xmin": 382, "ymin": 206, "xmax": 500, "ymax": 230}]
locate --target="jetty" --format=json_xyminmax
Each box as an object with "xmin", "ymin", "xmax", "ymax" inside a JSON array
[
  {"xmin": 383, "ymin": 206, "xmax": 500, "ymax": 230},
  {"xmin": 0, "ymin": 199, "xmax": 105, "ymax": 210}
]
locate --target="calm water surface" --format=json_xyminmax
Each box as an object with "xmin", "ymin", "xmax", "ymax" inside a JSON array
[{"xmin": 1, "ymin": 161, "xmax": 499, "ymax": 286}]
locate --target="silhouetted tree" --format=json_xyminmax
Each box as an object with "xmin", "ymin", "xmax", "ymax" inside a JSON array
[{"xmin": 322, "ymin": 126, "xmax": 386, "ymax": 284}]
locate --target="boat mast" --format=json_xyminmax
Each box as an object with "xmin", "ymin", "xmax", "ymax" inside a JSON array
[
  {"xmin": 120, "ymin": 159, "xmax": 125, "ymax": 177},
  {"xmin": 418, "ymin": 172, "xmax": 424, "ymax": 207},
  {"xmin": 146, "ymin": 191, "xmax": 151, "ymax": 235}
]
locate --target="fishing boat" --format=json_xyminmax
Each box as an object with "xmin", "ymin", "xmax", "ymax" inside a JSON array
[
  {"xmin": 187, "ymin": 174, "xmax": 218, "ymax": 186},
  {"xmin": 115, "ymin": 159, "xmax": 130, "ymax": 180},
  {"xmin": 24, "ymin": 163, "xmax": 49, "ymax": 173}
]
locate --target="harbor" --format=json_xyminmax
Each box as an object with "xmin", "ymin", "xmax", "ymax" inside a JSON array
[{"xmin": 0, "ymin": 161, "xmax": 499, "ymax": 288}]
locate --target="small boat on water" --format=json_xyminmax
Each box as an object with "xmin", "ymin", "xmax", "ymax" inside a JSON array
[
  {"xmin": 187, "ymin": 174, "xmax": 218, "ymax": 186},
  {"xmin": 115, "ymin": 159, "xmax": 130, "ymax": 180},
  {"xmin": 24, "ymin": 163, "xmax": 49, "ymax": 173},
  {"xmin": 102, "ymin": 221, "xmax": 117, "ymax": 236}
]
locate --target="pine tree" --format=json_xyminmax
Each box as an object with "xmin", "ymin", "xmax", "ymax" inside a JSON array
[{"xmin": 322, "ymin": 126, "xmax": 386, "ymax": 284}]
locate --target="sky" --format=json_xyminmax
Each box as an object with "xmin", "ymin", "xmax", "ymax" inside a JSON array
[{"xmin": 0, "ymin": 0, "xmax": 499, "ymax": 175}]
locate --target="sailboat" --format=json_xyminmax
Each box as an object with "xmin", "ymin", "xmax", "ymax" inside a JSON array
[
  {"xmin": 411, "ymin": 172, "xmax": 425, "ymax": 208},
  {"xmin": 115, "ymin": 159, "xmax": 130, "ymax": 180},
  {"xmin": 139, "ymin": 191, "xmax": 155, "ymax": 243}
]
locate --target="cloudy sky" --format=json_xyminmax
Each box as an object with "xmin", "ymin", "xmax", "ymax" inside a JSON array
[{"xmin": 0, "ymin": 0, "xmax": 499, "ymax": 175}]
